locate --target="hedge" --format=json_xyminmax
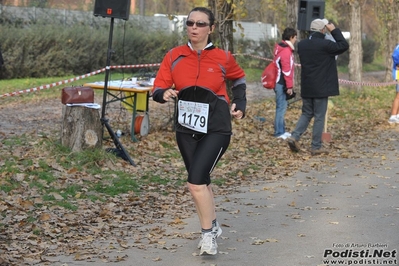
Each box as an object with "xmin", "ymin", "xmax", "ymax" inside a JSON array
[{"xmin": 0, "ymin": 23, "xmax": 182, "ymax": 79}]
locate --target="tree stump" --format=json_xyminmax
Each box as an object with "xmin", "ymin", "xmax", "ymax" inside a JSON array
[{"xmin": 61, "ymin": 106, "xmax": 103, "ymax": 151}]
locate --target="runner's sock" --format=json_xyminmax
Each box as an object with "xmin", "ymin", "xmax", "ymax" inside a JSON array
[
  {"xmin": 212, "ymin": 219, "xmax": 217, "ymax": 228},
  {"xmin": 201, "ymin": 228, "xmax": 212, "ymax": 234}
]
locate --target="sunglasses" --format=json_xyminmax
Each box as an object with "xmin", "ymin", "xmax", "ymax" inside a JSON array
[{"xmin": 186, "ymin": 20, "xmax": 210, "ymax": 28}]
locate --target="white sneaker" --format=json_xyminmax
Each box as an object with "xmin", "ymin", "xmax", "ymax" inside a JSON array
[
  {"xmin": 197, "ymin": 222, "xmax": 222, "ymax": 249},
  {"xmin": 276, "ymin": 132, "xmax": 291, "ymax": 140},
  {"xmin": 388, "ymin": 117, "xmax": 399, "ymax": 124},
  {"xmin": 200, "ymin": 232, "xmax": 218, "ymax": 255},
  {"xmin": 284, "ymin": 132, "xmax": 291, "ymax": 137}
]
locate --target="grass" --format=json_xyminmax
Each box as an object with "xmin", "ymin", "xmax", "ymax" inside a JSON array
[
  {"xmin": 0, "ymin": 181, "xmax": 19, "ymax": 193},
  {"xmin": 0, "ymin": 133, "xmax": 187, "ymax": 203},
  {"xmin": 92, "ymin": 175, "xmax": 140, "ymax": 196},
  {"xmin": 212, "ymin": 178, "xmax": 227, "ymax": 186},
  {"xmin": 49, "ymin": 141, "xmax": 114, "ymax": 171},
  {"xmin": 0, "ymin": 135, "xmax": 136, "ymax": 206},
  {"xmin": 243, "ymin": 68, "xmax": 262, "ymax": 83},
  {"xmin": 0, "ymin": 71, "xmax": 134, "ymax": 103},
  {"xmin": 337, "ymin": 56, "xmax": 385, "ymax": 73},
  {"xmin": 0, "ymin": 160, "xmax": 19, "ymax": 176}
]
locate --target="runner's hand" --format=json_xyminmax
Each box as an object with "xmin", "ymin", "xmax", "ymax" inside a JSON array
[
  {"xmin": 231, "ymin": 103, "xmax": 243, "ymax": 119},
  {"xmin": 163, "ymin": 89, "xmax": 178, "ymax": 101}
]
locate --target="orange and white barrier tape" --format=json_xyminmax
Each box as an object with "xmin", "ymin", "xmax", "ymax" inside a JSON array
[
  {"xmin": 111, "ymin": 63, "xmax": 161, "ymax": 69},
  {"xmin": 0, "ymin": 57, "xmax": 397, "ymax": 98},
  {"xmin": 338, "ymin": 79, "xmax": 398, "ymax": 87},
  {"xmin": 0, "ymin": 63, "xmax": 161, "ymax": 98},
  {"xmin": 235, "ymin": 53, "xmax": 398, "ymax": 87},
  {"xmin": 0, "ymin": 69, "xmax": 105, "ymax": 98}
]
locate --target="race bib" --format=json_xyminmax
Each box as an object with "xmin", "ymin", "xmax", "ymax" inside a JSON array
[{"xmin": 177, "ymin": 100, "xmax": 209, "ymax": 133}]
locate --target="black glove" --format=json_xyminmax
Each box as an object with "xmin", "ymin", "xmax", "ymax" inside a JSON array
[{"xmin": 285, "ymin": 88, "xmax": 296, "ymax": 100}]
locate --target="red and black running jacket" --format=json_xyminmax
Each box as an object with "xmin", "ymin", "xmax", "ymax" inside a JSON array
[{"xmin": 152, "ymin": 43, "xmax": 246, "ymax": 135}]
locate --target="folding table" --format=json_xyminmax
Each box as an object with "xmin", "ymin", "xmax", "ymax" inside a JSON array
[{"xmin": 84, "ymin": 80, "xmax": 152, "ymax": 142}]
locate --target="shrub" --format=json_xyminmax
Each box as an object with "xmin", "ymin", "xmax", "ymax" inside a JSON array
[
  {"xmin": 0, "ymin": 23, "xmax": 181, "ymax": 79},
  {"xmin": 337, "ymin": 38, "xmax": 377, "ymax": 66},
  {"xmin": 234, "ymin": 38, "xmax": 276, "ymax": 69}
]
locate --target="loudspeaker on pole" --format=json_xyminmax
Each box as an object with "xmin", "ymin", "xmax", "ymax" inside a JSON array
[
  {"xmin": 297, "ymin": 0, "xmax": 325, "ymax": 31},
  {"xmin": 94, "ymin": 0, "xmax": 131, "ymax": 20}
]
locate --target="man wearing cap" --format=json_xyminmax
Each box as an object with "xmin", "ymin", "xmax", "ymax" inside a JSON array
[{"xmin": 287, "ymin": 18, "xmax": 349, "ymax": 155}]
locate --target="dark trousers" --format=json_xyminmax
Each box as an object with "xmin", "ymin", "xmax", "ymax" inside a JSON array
[{"xmin": 291, "ymin": 97, "xmax": 328, "ymax": 150}]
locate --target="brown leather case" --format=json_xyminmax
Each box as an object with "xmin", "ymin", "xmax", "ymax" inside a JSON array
[{"xmin": 61, "ymin": 87, "xmax": 94, "ymax": 104}]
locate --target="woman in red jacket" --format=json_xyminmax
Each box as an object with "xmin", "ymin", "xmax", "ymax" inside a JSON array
[
  {"xmin": 152, "ymin": 7, "xmax": 246, "ymax": 256},
  {"xmin": 273, "ymin": 27, "xmax": 297, "ymax": 139}
]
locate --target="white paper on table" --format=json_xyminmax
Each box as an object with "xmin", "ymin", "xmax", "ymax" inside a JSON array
[{"xmin": 66, "ymin": 103, "xmax": 101, "ymax": 109}]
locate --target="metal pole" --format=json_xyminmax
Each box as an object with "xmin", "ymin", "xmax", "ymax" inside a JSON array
[
  {"xmin": 101, "ymin": 17, "xmax": 114, "ymax": 120},
  {"xmin": 100, "ymin": 17, "xmax": 136, "ymax": 166},
  {"xmin": 139, "ymin": 0, "xmax": 145, "ymax": 16}
]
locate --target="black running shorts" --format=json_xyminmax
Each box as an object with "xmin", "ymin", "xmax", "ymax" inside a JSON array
[{"xmin": 176, "ymin": 132, "xmax": 231, "ymax": 185}]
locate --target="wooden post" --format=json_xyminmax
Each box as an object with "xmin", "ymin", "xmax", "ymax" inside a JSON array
[{"xmin": 61, "ymin": 106, "xmax": 103, "ymax": 152}]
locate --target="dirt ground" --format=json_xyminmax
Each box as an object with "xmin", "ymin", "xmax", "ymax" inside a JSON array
[
  {"xmin": 0, "ymin": 81, "xmax": 273, "ymax": 141},
  {"xmin": 0, "ymin": 72, "xmax": 386, "ymax": 139}
]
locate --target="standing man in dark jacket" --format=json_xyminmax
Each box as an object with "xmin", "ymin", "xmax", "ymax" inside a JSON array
[{"xmin": 287, "ymin": 18, "xmax": 349, "ymax": 155}]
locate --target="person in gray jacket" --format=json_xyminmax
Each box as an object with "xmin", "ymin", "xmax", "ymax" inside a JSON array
[{"xmin": 287, "ymin": 18, "xmax": 349, "ymax": 155}]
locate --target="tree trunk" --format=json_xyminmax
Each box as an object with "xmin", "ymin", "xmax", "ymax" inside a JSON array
[
  {"xmin": 209, "ymin": 0, "xmax": 234, "ymax": 53},
  {"xmin": 375, "ymin": 0, "xmax": 399, "ymax": 81},
  {"xmin": 61, "ymin": 106, "xmax": 103, "ymax": 152},
  {"xmin": 209, "ymin": 0, "xmax": 235, "ymax": 99},
  {"xmin": 348, "ymin": 0, "xmax": 362, "ymax": 91},
  {"xmin": 386, "ymin": 1, "xmax": 399, "ymax": 81},
  {"xmin": 286, "ymin": 0, "xmax": 300, "ymax": 93},
  {"xmin": 286, "ymin": 0, "xmax": 298, "ymax": 30}
]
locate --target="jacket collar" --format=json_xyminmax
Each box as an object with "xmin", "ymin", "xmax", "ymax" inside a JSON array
[
  {"xmin": 309, "ymin": 31, "xmax": 326, "ymax": 39},
  {"xmin": 285, "ymin": 40, "xmax": 295, "ymax": 50},
  {"xmin": 279, "ymin": 40, "xmax": 295, "ymax": 51},
  {"xmin": 187, "ymin": 41, "xmax": 215, "ymax": 51}
]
